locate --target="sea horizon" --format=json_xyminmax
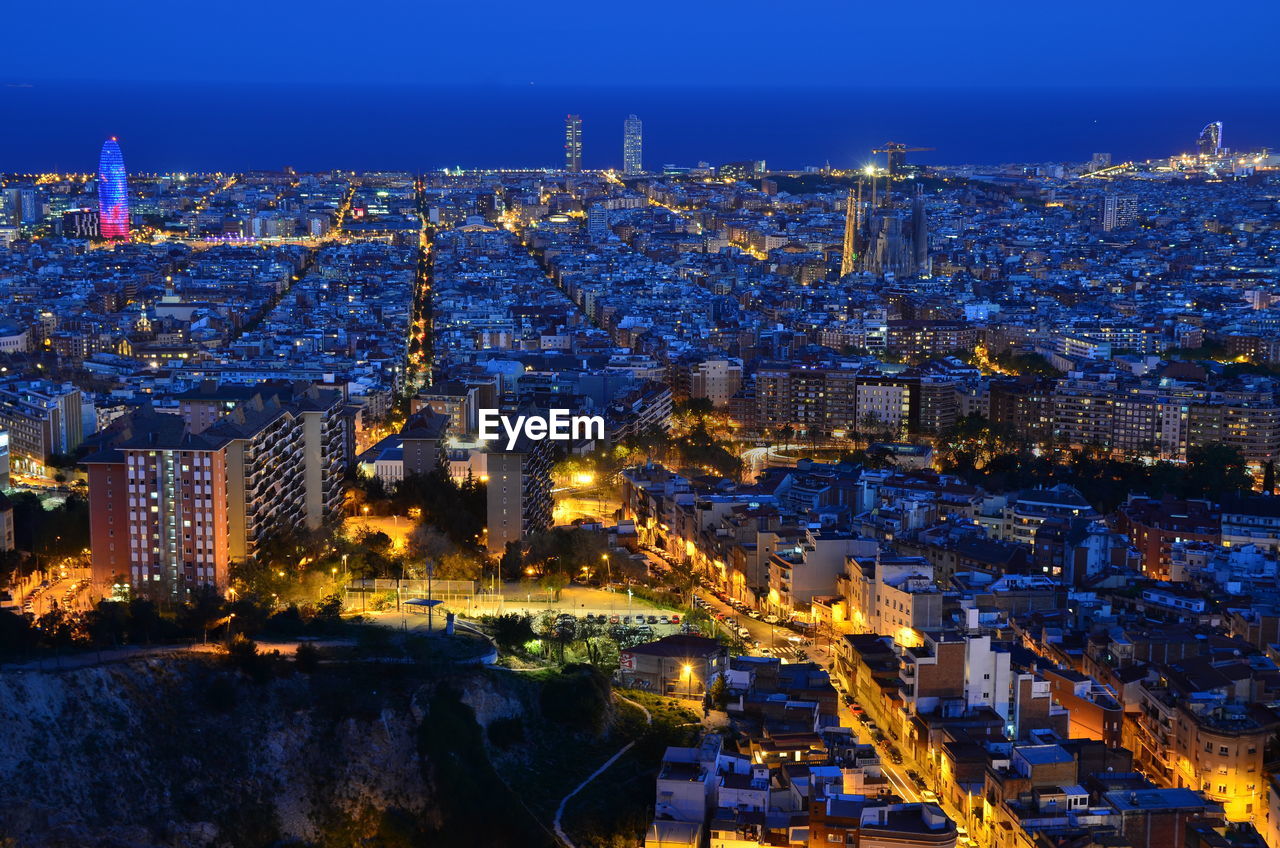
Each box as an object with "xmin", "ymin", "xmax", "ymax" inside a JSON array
[{"xmin": 3, "ymin": 79, "xmax": 1278, "ymax": 174}]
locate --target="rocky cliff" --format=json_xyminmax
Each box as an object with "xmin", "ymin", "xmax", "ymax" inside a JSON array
[{"xmin": 0, "ymin": 655, "xmax": 556, "ymax": 848}]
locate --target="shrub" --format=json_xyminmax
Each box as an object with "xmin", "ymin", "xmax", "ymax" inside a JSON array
[
  {"xmin": 540, "ymin": 663, "xmax": 611, "ymax": 734},
  {"xmin": 294, "ymin": 642, "xmax": 320, "ymax": 673},
  {"xmin": 487, "ymin": 716, "xmax": 525, "ymax": 749}
]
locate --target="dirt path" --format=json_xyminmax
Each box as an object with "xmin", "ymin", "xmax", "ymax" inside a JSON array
[{"xmin": 552, "ymin": 692, "xmax": 653, "ymax": 847}]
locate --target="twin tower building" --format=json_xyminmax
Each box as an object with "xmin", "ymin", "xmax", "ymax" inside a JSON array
[{"xmin": 565, "ymin": 113, "xmax": 643, "ymax": 175}]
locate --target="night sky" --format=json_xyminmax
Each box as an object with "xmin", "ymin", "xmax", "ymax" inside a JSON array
[{"xmin": 4, "ymin": 0, "xmax": 1276, "ymax": 89}]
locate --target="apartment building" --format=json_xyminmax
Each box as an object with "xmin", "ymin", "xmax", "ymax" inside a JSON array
[
  {"xmin": 84, "ymin": 408, "xmax": 231, "ymax": 596},
  {"xmin": 0, "ymin": 379, "xmax": 85, "ymax": 474},
  {"xmin": 484, "ymin": 431, "xmax": 553, "ymax": 554},
  {"xmin": 1117, "ymin": 495, "xmax": 1220, "ymax": 579},
  {"xmin": 1129, "ymin": 658, "xmax": 1280, "ymax": 821},
  {"xmin": 85, "ymin": 383, "xmax": 348, "ymax": 596},
  {"xmin": 899, "ymin": 632, "xmax": 1013, "ymax": 729},
  {"xmin": 842, "ymin": 553, "xmax": 943, "ymax": 641}
]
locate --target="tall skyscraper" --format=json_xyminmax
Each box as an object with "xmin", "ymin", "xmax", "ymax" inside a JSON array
[
  {"xmin": 97, "ymin": 138, "xmax": 129, "ymax": 240},
  {"xmin": 565, "ymin": 115, "xmax": 583, "ymax": 172},
  {"xmin": 623, "ymin": 114, "xmax": 643, "ymax": 176},
  {"xmin": 1100, "ymin": 193, "xmax": 1139, "ymax": 232},
  {"xmin": 1197, "ymin": 121, "xmax": 1223, "ymax": 158}
]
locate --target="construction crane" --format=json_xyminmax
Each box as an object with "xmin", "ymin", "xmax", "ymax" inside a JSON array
[{"xmin": 871, "ymin": 142, "xmax": 935, "ymax": 176}]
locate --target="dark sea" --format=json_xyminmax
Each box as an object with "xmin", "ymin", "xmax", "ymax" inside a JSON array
[{"xmin": 2, "ymin": 80, "xmax": 1278, "ymax": 173}]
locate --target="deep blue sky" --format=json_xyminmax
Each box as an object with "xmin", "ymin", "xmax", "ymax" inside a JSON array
[{"xmin": 2, "ymin": 0, "xmax": 1277, "ymax": 88}]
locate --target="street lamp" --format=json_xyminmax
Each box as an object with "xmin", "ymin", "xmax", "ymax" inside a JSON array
[
  {"xmin": 601, "ymin": 552, "xmax": 611, "ymax": 587},
  {"xmin": 682, "ymin": 662, "xmax": 694, "ymax": 699}
]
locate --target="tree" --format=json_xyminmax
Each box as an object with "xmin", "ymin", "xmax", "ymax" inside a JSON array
[
  {"xmin": 670, "ymin": 557, "xmax": 698, "ymax": 607},
  {"xmin": 540, "ymin": 664, "xmax": 611, "ymax": 734},
  {"xmin": 294, "ymin": 642, "xmax": 320, "ymax": 673},
  {"xmin": 176, "ymin": 584, "xmax": 225, "ymax": 640},
  {"xmin": 358, "ymin": 529, "xmax": 394, "ymax": 554},
  {"xmin": 1181, "ymin": 444, "xmax": 1253, "ymax": 500},
  {"xmin": 499, "ymin": 541, "xmax": 523, "ymax": 581},
  {"xmin": 709, "ymin": 673, "xmax": 729, "ymax": 710},
  {"xmin": 525, "ymin": 527, "xmax": 607, "ymax": 576},
  {"xmin": 540, "ymin": 572, "xmax": 569, "ymax": 602},
  {"xmin": 435, "ymin": 550, "xmax": 483, "ymax": 581},
  {"xmin": 775, "ymin": 424, "xmax": 795, "ymax": 452},
  {"xmin": 490, "ymin": 613, "xmax": 536, "ymax": 651}
]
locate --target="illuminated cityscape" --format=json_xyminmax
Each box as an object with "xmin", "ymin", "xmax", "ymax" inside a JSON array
[{"xmin": 1, "ymin": 2, "xmax": 1279, "ymax": 847}]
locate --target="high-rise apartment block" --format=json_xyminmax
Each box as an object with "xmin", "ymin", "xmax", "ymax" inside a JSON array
[
  {"xmin": 1101, "ymin": 193, "xmax": 1139, "ymax": 231},
  {"xmin": 623, "ymin": 114, "xmax": 643, "ymax": 176},
  {"xmin": 485, "ymin": 432, "xmax": 553, "ymax": 554},
  {"xmin": 84, "ymin": 382, "xmax": 348, "ymax": 597},
  {"xmin": 565, "ymin": 114, "xmax": 583, "ymax": 172}
]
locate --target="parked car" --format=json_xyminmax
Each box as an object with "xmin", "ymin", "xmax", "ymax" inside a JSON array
[
  {"xmin": 763, "ymin": 614, "xmax": 780, "ymax": 625},
  {"xmin": 608, "ymin": 615, "xmax": 620, "ymax": 624},
  {"xmin": 670, "ymin": 614, "xmax": 681, "ymax": 624},
  {"xmin": 921, "ymin": 790, "xmax": 938, "ymax": 803}
]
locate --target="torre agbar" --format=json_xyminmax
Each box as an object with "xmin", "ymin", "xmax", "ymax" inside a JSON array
[{"xmin": 97, "ymin": 137, "xmax": 129, "ymax": 240}]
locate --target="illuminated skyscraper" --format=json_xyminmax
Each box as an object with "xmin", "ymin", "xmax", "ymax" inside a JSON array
[
  {"xmin": 565, "ymin": 114, "xmax": 582, "ymax": 172},
  {"xmin": 1100, "ymin": 193, "xmax": 1139, "ymax": 232},
  {"xmin": 1197, "ymin": 121, "xmax": 1223, "ymax": 158},
  {"xmin": 97, "ymin": 138, "xmax": 129, "ymax": 240},
  {"xmin": 623, "ymin": 114, "xmax": 643, "ymax": 175}
]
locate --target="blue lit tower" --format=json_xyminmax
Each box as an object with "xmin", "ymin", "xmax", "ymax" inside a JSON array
[
  {"xmin": 623, "ymin": 114, "xmax": 643, "ymax": 175},
  {"xmin": 97, "ymin": 137, "xmax": 129, "ymax": 240}
]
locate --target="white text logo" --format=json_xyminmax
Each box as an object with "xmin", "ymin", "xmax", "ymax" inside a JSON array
[{"xmin": 477, "ymin": 409, "xmax": 605, "ymax": 450}]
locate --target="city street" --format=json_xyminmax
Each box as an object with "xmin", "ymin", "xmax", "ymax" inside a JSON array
[
  {"xmin": 636, "ymin": 547, "xmax": 834, "ymax": 665},
  {"xmin": 552, "ymin": 482, "xmax": 622, "ymax": 525}
]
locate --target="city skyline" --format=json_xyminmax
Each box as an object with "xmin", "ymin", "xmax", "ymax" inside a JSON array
[
  {"xmin": 5, "ymin": 4, "xmax": 1280, "ymax": 848},
  {"xmin": 2, "ymin": 83, "xmax": 1275, "ymax": 174}
]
